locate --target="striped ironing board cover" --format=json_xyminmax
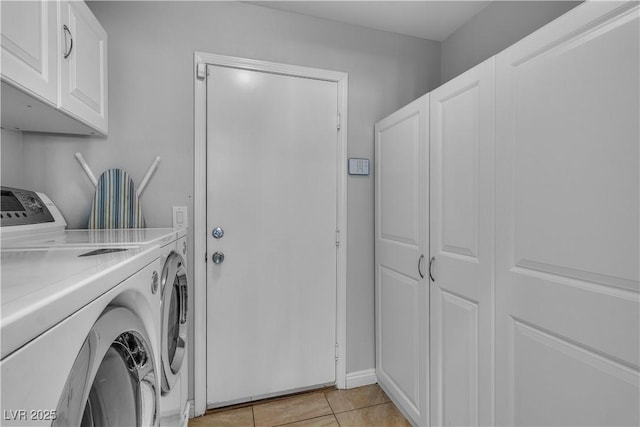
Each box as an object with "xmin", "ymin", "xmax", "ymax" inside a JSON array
[{"xmin": 88, "ymin": 169, "xmax": 146, "ymax": 229}]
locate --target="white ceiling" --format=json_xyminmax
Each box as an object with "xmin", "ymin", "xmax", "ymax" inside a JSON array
[{"xmin": 247, "ymin": 1, "xmax": 492, "ymax": 42}]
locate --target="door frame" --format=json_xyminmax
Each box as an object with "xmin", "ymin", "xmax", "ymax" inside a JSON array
[{"xmin": 192, "ymin": 52, "xmax": 348, "ymax": 416}]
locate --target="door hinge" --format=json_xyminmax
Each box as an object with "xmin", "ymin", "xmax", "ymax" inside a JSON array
[
  {"xmin": 335, "ymin": 229, "xmax": 340, "ymax": 247},
  {"xmin": 337, "ymin": 112, "xmax": 341, "ymax": 131},
  {"xmin": 335, "ymin": 342, "xmax": 340, "ymax": 361},
  {"xmin": 196, "ymin": 63, "xmax": 207, "ymax": 80}
]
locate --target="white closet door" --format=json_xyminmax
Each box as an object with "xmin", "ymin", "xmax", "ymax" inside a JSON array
[
  {"xmin": 375, "ymin": 95, "xmax": 429, "ymax": 427},
  {"xmin": 495, "ymin": 2, "xmax": 639, "ymax": 426},
  {"xmin": 429, "ymin": 58, "xmax": 495, "ymax": 427}
]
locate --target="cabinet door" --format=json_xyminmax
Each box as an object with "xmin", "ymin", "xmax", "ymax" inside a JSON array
[
  {"xmin": 0, "ymin": 0, "xmax": 58, "ymax": 105},
  {"xmin": 429, "ymin": 58, "xmax": 495, "ymax": 427},
  {"xmin": 495, "ymin": 2, "xmax": 639, "ymax": 425},
  {"xmin": 375, "ymin": 94, "xmax": 429, "ymax": 427},
  {"xmin": 60, "ymin": 0, "xmax": 108, "ymax": 135}
]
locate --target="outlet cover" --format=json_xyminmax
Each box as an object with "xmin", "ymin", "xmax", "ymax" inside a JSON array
[{"xmin": 172, "ymin": 206, "xmax": 188, "ymax": 229}]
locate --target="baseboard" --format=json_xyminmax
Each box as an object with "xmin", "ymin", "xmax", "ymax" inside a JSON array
[{"xmin": 345, "ymin": 369, "xmax": 377, "ymax": 389}]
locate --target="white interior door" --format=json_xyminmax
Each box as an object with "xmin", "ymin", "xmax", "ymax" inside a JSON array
[
  {"xmin": 429, "ymin": 58, "xmax": 495, "ymax": 427},
  {"xmin": 205, "ymin": 65, "xmax": 338, "ymax": 406},
  {"xmin": 495, "ymin": 3, "xmax": 639, "ymax": 425},
  {"xmin": 375, "ymin": 94, "xmax": 429, "ymax": 426}
]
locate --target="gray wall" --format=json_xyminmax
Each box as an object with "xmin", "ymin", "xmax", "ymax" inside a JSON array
[
  {"xmin": 441, "ymin": 1, "xmax": 580, "ymax": 83},
  {"xmin": 20, "ymin": 1, "xmax": 441, "ymax": 401},
  {"xmin": 1, "ymin": 129, "xmax": 24, "ymax": 188}
]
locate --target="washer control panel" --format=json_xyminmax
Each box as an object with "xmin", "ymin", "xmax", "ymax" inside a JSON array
[{"xmin": 1, "ymin": 187, "xmax": 54, "ymax": 227}]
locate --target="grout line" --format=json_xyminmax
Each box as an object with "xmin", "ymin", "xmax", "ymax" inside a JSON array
[
  {"xmin": 204, "ymin": 402, "xmax": 254, "ymax": 414},
  {"xmin": 274, "ymin": 413, "xmax": 338, "ymax": 427},
  {"xmin": 332, "ymin": 400, "xmax": 393, "ymax": 415},
  {"xmin": 324, "ymin": 388, "xmax": 392, "ymax": 414},
  {"xmin": 323, "ymin": 390, "xmax": 337, "ymax": 415},
  {"xmin": 205, "ymin": 386, "xmax": 337, "ymax": 415},
  {"xmin": 321, "ymin": 392, "xmax": 333, "ymax": 416},
  {"xmin": 253, "ymin": 391, "xmax": 335, "ymax": 427},
  {"xmin": 326, "ymin": 390, "xmax": 341, "ymax": 427}
]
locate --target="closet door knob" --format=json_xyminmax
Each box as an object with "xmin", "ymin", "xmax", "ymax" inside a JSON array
[{"xmin": 418, "ymin": 254, "xmax": 425, "ymax": 279}]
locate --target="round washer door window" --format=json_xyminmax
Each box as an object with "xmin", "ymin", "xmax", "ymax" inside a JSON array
[
  {"xmin": 54, "ymin": 307, "xmax": 158, "ymax": 427},
  {"xmin": 161, "ymin": 252, "xmax": 188, "ymax": 393}
]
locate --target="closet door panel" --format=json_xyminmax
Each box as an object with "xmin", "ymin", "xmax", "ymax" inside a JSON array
[
  {"xmin": 495, "ymin": 3, "xmax": 639, "ymax": 425},
  {"xmin": 430, "ymin": 58, "xmax": 495, "ymax": 427},
  {"xmin": 375, "ymin": 95, "xmax": 429, "ymax": 427}
]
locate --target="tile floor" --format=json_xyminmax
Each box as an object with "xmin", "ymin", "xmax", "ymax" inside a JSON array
[{"xmin": 189, "ymin": 384, "xmax": 411, "ymax": 427}]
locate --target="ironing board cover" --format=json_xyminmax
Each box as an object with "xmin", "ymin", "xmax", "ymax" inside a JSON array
[{"xmin": 88, "ymin": 169, "xmax": 145, "ymax": 229}]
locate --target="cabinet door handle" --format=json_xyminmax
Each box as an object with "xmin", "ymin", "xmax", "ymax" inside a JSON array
[
  {"xmin": 429, "ymin": 256, "xmax": 435, "ymax": 282},
  {"xmin": 418, "ymin": 254, "xmax": 425, "ymax": 279},
  {"xmin": 63, "ymin": 25, "xmax": 73, "ymax": 59}
]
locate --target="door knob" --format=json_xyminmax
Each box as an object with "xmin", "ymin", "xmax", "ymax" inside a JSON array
[
  {"xmin": 212, "ymin": 227, "xmax": 224, "ymax": 239},
  {"xmin": 212, "ymin": 251, "xmax": 225, "ymax": 264}
]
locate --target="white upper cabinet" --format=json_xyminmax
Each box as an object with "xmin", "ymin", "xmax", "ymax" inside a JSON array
[
  {"xmin": 0, "ymin": 1, "xmax": 58, "ymax": 105},
  {"xmin": 59, "ymin": 0, "xmax": 108, "ymax": 135},
  {"xmin": 0, "ymin": 0, "xmax": 108, "ymax": 136}
]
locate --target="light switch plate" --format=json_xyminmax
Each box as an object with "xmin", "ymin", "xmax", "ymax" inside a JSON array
[
  {"xmin": 348, "ymin": 158, "xmax": 370, "ymax": 175},
  {"xmin": 172, "ymin": 206, "xmax": 188, "ymax": 229}
]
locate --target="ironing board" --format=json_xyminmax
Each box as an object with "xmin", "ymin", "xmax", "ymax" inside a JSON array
[{"xmin": 88, "ymin": 169, "xmax": 145, "ymax": 229}]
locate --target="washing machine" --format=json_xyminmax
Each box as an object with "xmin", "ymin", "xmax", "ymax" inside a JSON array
[{"xmin": 0, "ymin": 186, "xmax": 188, "ymax": 426}]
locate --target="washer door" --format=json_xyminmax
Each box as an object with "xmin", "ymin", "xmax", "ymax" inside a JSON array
[
  {"xmin": 160, "ymin": 252, "xmax": 188, "ymax": 394},
  {"xmin": 54, "ymin": 307, "xmax": 158, "ymax": 427}
]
